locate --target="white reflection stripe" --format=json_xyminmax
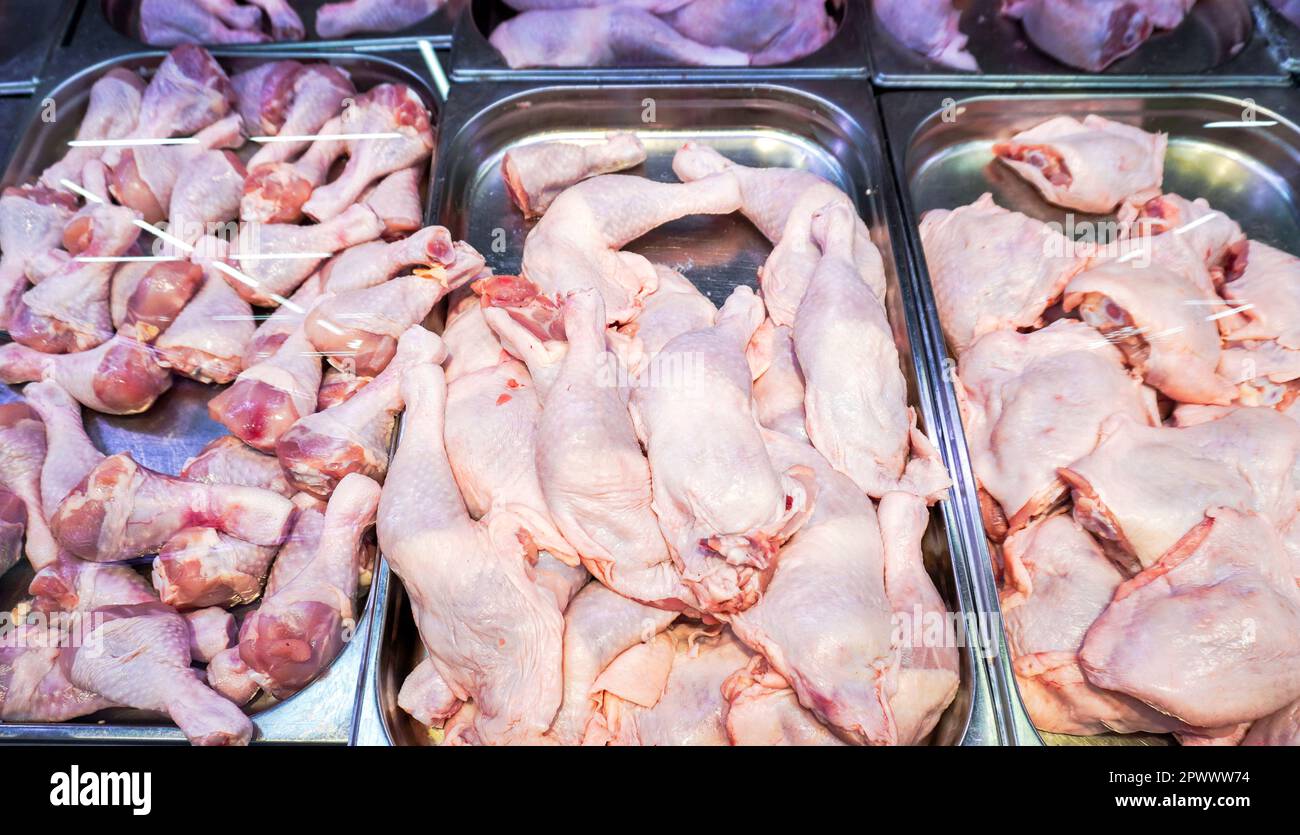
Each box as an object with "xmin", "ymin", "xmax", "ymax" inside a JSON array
[{"xmin": 248, "ymin": 132, "xmax": 403, "ymax": 143}]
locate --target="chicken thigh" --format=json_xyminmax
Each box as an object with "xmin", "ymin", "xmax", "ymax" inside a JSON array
[{"xmin": 504, "ymin": 132, "xmax": 647, "ymax": 219}]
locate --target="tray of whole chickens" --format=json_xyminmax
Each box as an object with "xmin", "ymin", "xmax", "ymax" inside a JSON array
[
  {"xmin": 883, "ymin": 88, "xmax": 1300, "ymax": 745},
  {"xmin": 446, "ymin": 0, "xmax": 867, "ymax": 81},
  {"xmin": 347, "ymin": 77, "xmax": 1020, "ymax": 747},
  {"xmin": 0, "ymin": 44, "xmax": 460, "ymax": 744},
  {"xmin": 868, "ymin": 0, "xmax": 1298, "ymax": 88},
  {"xmin": 0, "ymin": 0, "xmax": 79, "ymax": 94},
  {"xmin": 62, "ymin": 0, "xmax": 464, "ymax": 69}
]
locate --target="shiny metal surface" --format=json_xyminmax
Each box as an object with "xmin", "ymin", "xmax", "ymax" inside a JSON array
[
  {"xmin": 881, "ymin": 88, "xmax": 1300, "ymax": 746},
  {"xmin": 868, "ymin": 0, "xmax": 1294, "ymax": 88},
  {"xmin": 448, "ymin": 0, "xmax": 868, "ymax": 82},
  {"xmin": 353, "ymin": 79, "xmax": 1003, "ymax": 747},
  {"xmin": 0, "ymin": 49, "xmax": 441, "ymax": 744},
  {"xmin": 0, "ymin": 0, "xmax": 77, "ymax": 94}
]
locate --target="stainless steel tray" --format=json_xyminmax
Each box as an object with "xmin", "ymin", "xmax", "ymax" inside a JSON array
[
  {"xmin": 0, "ymin": 0, "xmax": 78, "ymax": 94},
  {"xmin": 868, "ymin": 0, "xmax": 1295, "ymax": 88},
  {"xmin": 353, "ymin": 78, "xmax": 1009, "ymax": 746},
  {"xmin": 0, "ymin": 96, "xmax": 31, "ymax": 171},
  {"xmin": 448, "ymin": 0, "xmax": 868, "ymax": 82},
  {"xmin": 69, "ymin": 0, "xmax": 461, "ymax": 63},
  {"xmin": 881, "ymin": 87, "xmax": 1300, "ymax": 745},
  {"xmin": 0, "ymin": 48, "xmax": 442, "ymax": 744}
]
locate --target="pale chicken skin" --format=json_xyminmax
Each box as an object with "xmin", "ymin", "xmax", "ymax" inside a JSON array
[
  {"xmin": 1081, "ymin": 507, "xmax": 1300, "ymax": 729},
  {"xmin": 1220, "ymin": 240, "xmax": 1300, "ymax": 350},
  {"xmin": 583, "ymin": 626, "xmax": 754, "ymax": 746},
  {"xmin": 993, "ymin": 115, "xmax": 1166, "ymax": 213},
  {"xmin": 1063, "ymin": 259, "xmax": 1237, "ymax": 405},
  {"xmin": 874, "ymin": 0, "xmax": 977, "ymax": 70},
  {"xmin": 612, "ymin": 264, "xmax": 717, "ymax": 376},
  {"xmin": 955, "ymin": 319, "xmax": 1158, "ymax": 536},
  {"xmin": 629, "ymin": 286, "xmax": 816, "ymax": 614},
  {"xmin": 1120, "ymin": 192, "xmax": 1245, "ymax": 275},
  {"xmin": 1003, "ymin": 0, "xmax": 1156, "ymax": 72},
  {"xmin": 919, "ymin": 193, "xmax": 1088, "ymax": 355},
  {"xmin": 1000, "ymin": 514, "xmax": 1211, "ymax": 736},
  {"xmin": 503, "ymin": 133, "xmax": 647, "ymax": 219},
  {"xmin": 521, "ymin": 172, "xmax": 742, "ymax": 325},
  {"xmin": 722, "ymin": 657, "xmax": 847, "ymax": 745},
  {"xmin": 1061, "ymin": 408, "xmax": 1300, "ymax": 571},
  {"xmin": 672, "ymin": 142, "xmax": 884, "ymax": 327},
  {"xmin": 748, "ymin": 319, "xmax": 807, "ymax": 442},
  {"xmin": 377, "ymin": 364, "xmax": 565, "ymax": 745},
  {"xmin": 536, "ymin": 290, "xmax": 687, "ymax": 606}
]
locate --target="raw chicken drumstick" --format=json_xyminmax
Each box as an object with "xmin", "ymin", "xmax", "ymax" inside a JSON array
[
  {"xmin": 0, "ymin": 332, "xmax": 173, "ymax": 415},
  {"xmin": 993, "ymin": 115, "xmax": 1166, "ymax": 213},
  {"xmin": 152, "ymin": 526, "xmax": 279, "ymax": 609},
  {"xmin": 50, "ymin": 452, "xmax": 296, "ymax": 562},
  {"xmin": 139, "ymin": 0, "xmax": 271, "ymax": 46},
  {"xmin": 68, "ymin": 601, "xmax": 254, "ymax": 745},
  {"xmin": 208, "ymin": 327, "xmax": 323, "ymax": 452},
  {"xmin": 182, "ymin": 434, "xmax": 295, "ymax": 497},
  {"xmin": 520, "ymin": 171, "xmax": 743, "ymax": 324},
  {"xmin": 489, "ymin": 7, "xmax": 750, "ymax": 68},
  {"xmin": 39, "ymin": 68, "xmax": 145, "ymax": 192},
  {"xmin": 234, "ymin": 62, "xmax": 354, "ymax": 169},
  {"xmin": 503, "ymin": 132, "xmax": 647, "ymax": 218},
  {"xmin": 305, "ymin": 239, "xmax": 485, "ymax": 375},
  {"xmin": 238, "ymin": 474, "xmax": 381, "ymax": 699},
  {"xmin": 156, "ymin": 238, "xmax": 257, "ymax": 384},
  {"xmin": 23, "ymin": 380, "xmax": 105, "ymax": 517},
  {"xmin": 377, "ymin": 364, "xmax": 565, "ymax": 745},
  {"xmin": 0, "ymin": 185, "xmax": 77, "ymax": 330},
  {"xmin": 277, "ymin": 326, "xmax": 446, "ymax": 498},
  {"xmin": 660, "ymin": 0, "xmax": 836, "ymax": 66},
  {"xmin": 117, "ymin": 260, "xmax": 205, "ymax": 343},
  {"xmin": 0, "ymin": 403, "xmax": 57, "ymax": 570},
  {"xmin": 629, "ymin": 285, "xmax": 816, "ymax": 614},
  {"xmin": 536, "ymin": 290, "xmax": 690, "ymax": 605},
  {"xmin": 672, "ymin": 143, "xmax": 883, "ymax": 326},
  {"xmin": 0, "ymin": 488, "xmax": 23, "ymax": 574}
]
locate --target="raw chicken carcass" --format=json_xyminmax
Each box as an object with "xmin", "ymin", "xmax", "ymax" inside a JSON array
[
  {"xmin": 0, "ymin": 403, "xmax": 57, "ymax": 570},
  {"xmin": 277, "ymin": 326, "xmax": 445, "ymax": 498},
  {"xmin": 583, "ymin": 625, "xmax": 752, "ymax": 746},
  {"xmin": 874, "ymin": 0, "xmax": 977, "ymax": 70},
  {"xmin": 299, "ymin": 84, "xmax": 436, "ymax": 223},
  {"xmin": 0, "ymin": 185, "xmax": 78, "ymax": 329},
  {"xmin": 672, "ymin": 142, "xmax": 883, "ymax": 326},
  {"xmin": 1003, "ymin": 0, "xmax": 1155, "ymax": 72},
  {"xmin": 629, "ymin": 286, "xmax": 816, "ymax": 614},
  {"xmin": 992, "ymin": 115, "xmax": 1166, "ymax": 213},
  {"xmin": 1000, "ymin": 513, "xmax": 1215, "ymax": 736},
  {"xmin": 521, "ymin": 171, "xmax": 742, "ymax": 324},
  {"xmin": 1243, "ymin": 697, "xmax": 1300, "ymax": 746},
  {"xmin": 0, "ymin": 333, "xmax": 173, "ymax": 415},
  {"xmin": 208, "ymin": 327, "xmax": 323, "ymax": 452},
  {"xmin": 535, "ymin": 290, "xmax": 687, "ymax": 604},
  {"xmin": 1063, "ymin": 259, "xmax": 1236, "ymax": 404},
  {"xmin": 67, "ymin": 601, "xmax": 253, "ymax": 745},
  {"xmin": 489, "ymin": 7, "xmax": 750, "ymax": 68},
  {"xmin": 796, "ymin": 203, "xmax": 948, "ymax": 500},
  {"xmin": 378, "ymin": 363, "xmax": 564, "ymax": 744},
  {"xmin": 503, "ymin": 132, "xmax": 647, "ymax": 218},
  {"xmin": 1061, "ymin": 407, "xmax": 1300, "ymax": 571},
  {"xmin": 316, "ymin": 0, "xmax": 446, "ymax": 38},
  {"xmin": 1081, "ymin": 507, "xmax": 1300, "ymax": 728},
  {"xmin": 1219, "ymin": 240, "xmax": 1300, "ymax": 350},
  {"xmin": 239, "ymin": 474, "xmax": 380, "ymax": 698},
  {"xmin": 918, "ymin": 193, "xmax": 1088, "ymax": 354},
  {"xmin": 50, "ymin": 452, "xmax": 296, "ymax": 562},
  {"xmin": 955, "ymin": 319, "xmax": 1158, "ymax": 537}
]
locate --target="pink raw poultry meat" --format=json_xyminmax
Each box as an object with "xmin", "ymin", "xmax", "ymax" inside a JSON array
[
  {"xmin": 874, "ymin": 0, "xmax": 977, "ymax": 70},
  {"xmin": 1003, "ymin": 0, "xmax": 1155, "ymax": 71},
  {"xmin": 503, "ymin": 133, "xmax": 647, "ymax": 219}
]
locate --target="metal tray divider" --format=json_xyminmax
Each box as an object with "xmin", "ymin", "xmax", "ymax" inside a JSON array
[{"xmin": 0, "ymin": 48, "xmax": 441, "ymax": 744}]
